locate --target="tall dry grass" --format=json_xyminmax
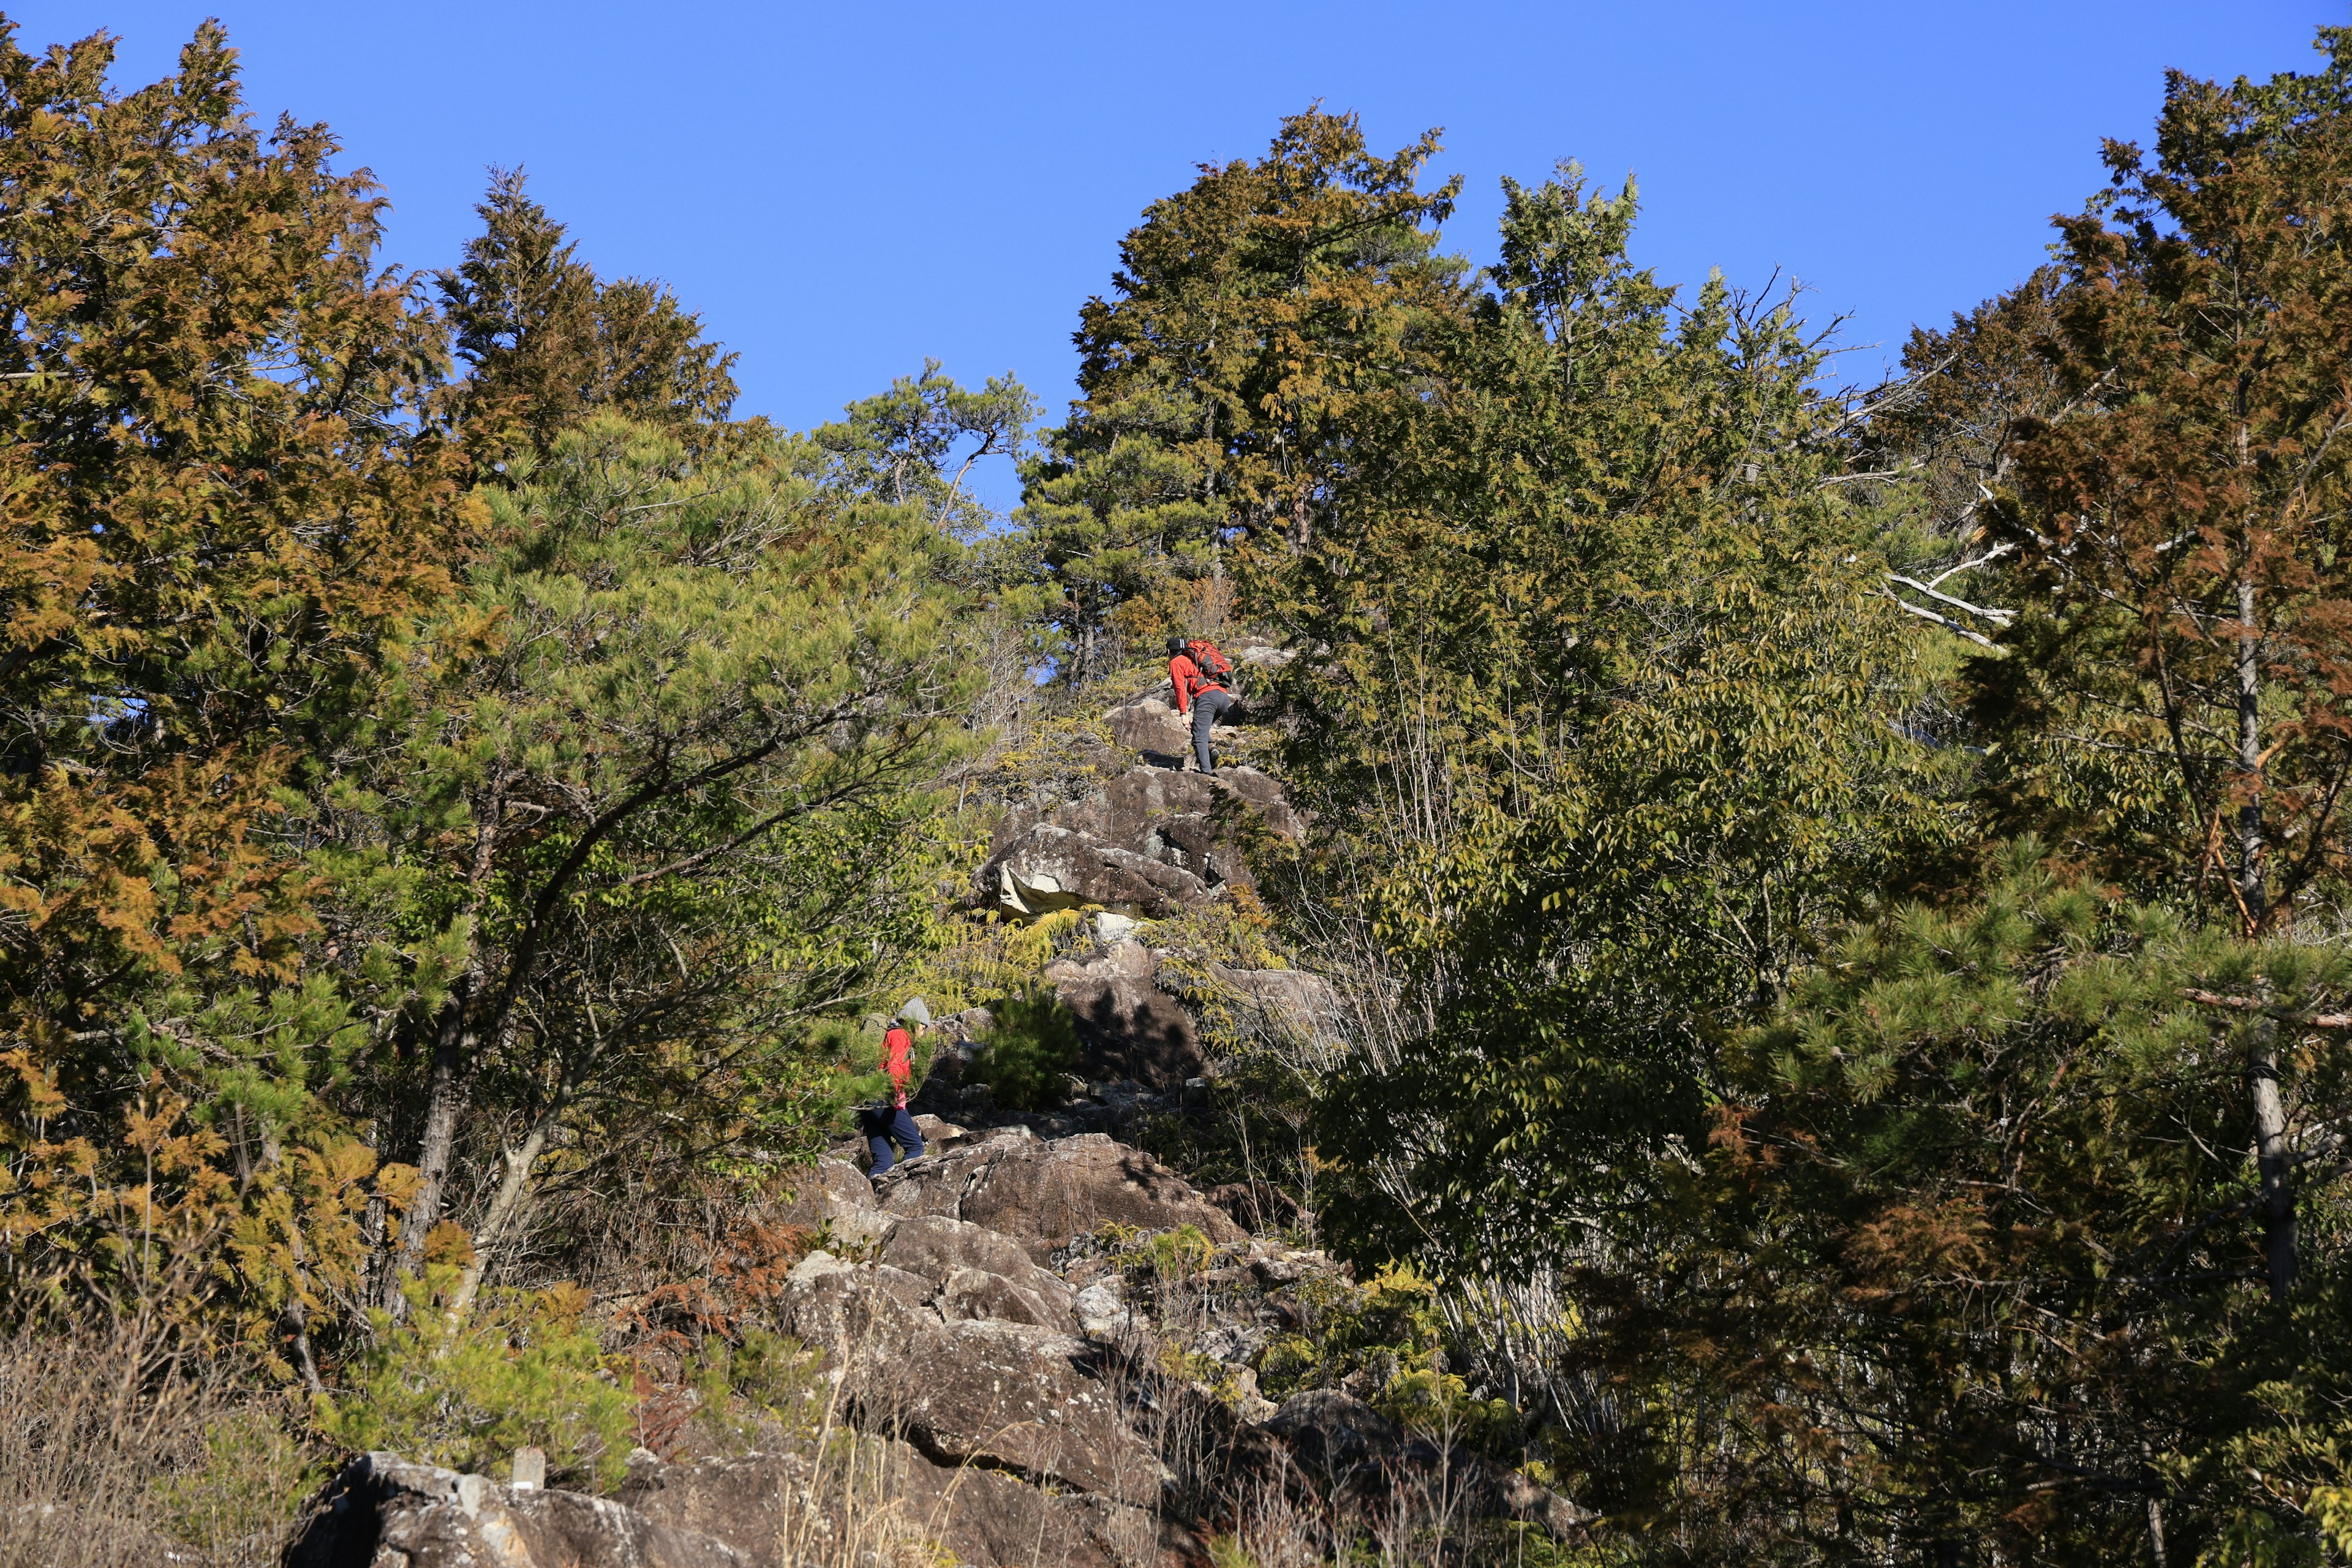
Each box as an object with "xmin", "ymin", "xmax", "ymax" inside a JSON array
[{"xmin": 0, "ymin": 1317, "xmax": 322, "ymax": 1568}]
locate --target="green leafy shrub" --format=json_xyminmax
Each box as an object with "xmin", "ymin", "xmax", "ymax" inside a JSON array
[
  {"xmin": 150, "ymin": 1404, "xmax": 326, "ymax": 1555},
  {"xmin": 319, "ymin": 1273, "xmax": 633, "ymax": 1490},
  {"xmin": 686, "ymin": 1328, "xmax": 827, "ymax": 1454},
  {"xmin": 966, "ymin": 984, "xmax": 1080, "ymax": 1110}
]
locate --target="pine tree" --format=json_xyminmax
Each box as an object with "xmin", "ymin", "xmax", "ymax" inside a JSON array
[
  {"xmin": 1021, "ymin": 109, "xmax": 1468, "ymax": 681},
  {"xmin": 0, "ymin": 20, "xmax": 469, "ymax": 1370},
  {"xmin": 437, "ymin": 168, "xmax": 738, "ymax": 464},
  {"xmin": 1972, "ymin": 26, "xmax": 2352, "ymax": 1301}
]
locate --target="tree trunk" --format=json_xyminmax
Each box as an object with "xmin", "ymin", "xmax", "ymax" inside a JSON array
[
  {"xmin": 2236, "ymin": 578, "xmax": 2297, "ymax": 1300},
  {"xmin": 381, "ymin": 978, "xmax": 478, "ymax": 1316},
  {"xmin": 2249, "ymin": 1006, "xmax": 2299, "ymax": 1301},
  {"xmin": 443, "ymin": 1120, "xmax": 550, "ymax": 1321},
  {"xmin": 379, "ymin": 776, "xmax": 506, "ymax": 1318},
  {"xmin": 2236, "ymin": 578, "xmax": 2265, "ymax": 929}
]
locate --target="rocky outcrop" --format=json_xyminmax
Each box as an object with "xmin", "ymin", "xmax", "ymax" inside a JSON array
[
  {"xmin": 1045, "ymin": 938, "xmax": 1205, "ymax": 1091},
  {"xmin": 977, "ymin": 766, "xmax": 1300, "ymax": 921},
  {"xmin": 290, "ymin": 1125, "xmax": 1583, "ymax": 1568},
  {"xmin": 286, "ymin": 1451, "xmax": 752, "ymax": 1568},
  {"xmin": 1104, "ymin": 693, "xmax": 1205, "ymax": 766},
  {"xmin": 874, "ymin": 1126, "xmax": 1246, "ymax": 1264},
  {"xmin": 1204, "ymin": 962, "xmax": 1341, "ymax": 1045},
  {"xmin": 293, "ymin": 648, "xmax": 1586, "ymax": 1568},
  {"xmin": 622, "ymin": 1449, "xmax": 1169, "ymax": 1568}
]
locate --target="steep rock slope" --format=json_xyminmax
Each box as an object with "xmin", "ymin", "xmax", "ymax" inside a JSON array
[{"xmin": 288, "ymin": 1125, "xmax": 1585, "ymax": 1568}]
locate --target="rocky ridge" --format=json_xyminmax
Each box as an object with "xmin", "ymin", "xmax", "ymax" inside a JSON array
[
  {"xmin": 285, "ymin": 658, "xmax": 1587, "ymax": 1567},
  {"xmin": 290, "ymin": 1123, "xmax": 1585, "ymax": 1567}
]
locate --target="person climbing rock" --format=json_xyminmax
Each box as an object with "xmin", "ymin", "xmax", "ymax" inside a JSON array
[
  {"xmin": 1166, "ymin": 633, "xmax": 1235, "ymax": 775},
  {"xmin": 866, "ymin": 1015, "xmax": 926, "ymax": 1180}
]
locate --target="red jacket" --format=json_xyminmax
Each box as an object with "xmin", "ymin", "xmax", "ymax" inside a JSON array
[
  {"xmin": 882, "ymin": 1026, "xmax": 914, "ymax": 1108},
  {"xmin": 1168, "ymin": 654, "xmax": 1227, "ymax": 715}
]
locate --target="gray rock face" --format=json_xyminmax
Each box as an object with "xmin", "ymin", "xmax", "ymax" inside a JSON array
[
  {"xmin": 1046, "ymin": 942, "xmax": 1205, "ymax": 1090},
  {"xmin": 622, "ymin": 1447, "xmax": 1169, "ymax": 1568},
  {"xmin": 285, "ymin": 1452, "xmax": 751, "ymax": 1568},
  {"xmin": 880, "ymin": 1213, "xmax": 1077, "ymax": 1330},
  {"xmin": 1208, "ymin": 962, "xmax": 1342, "ymax": 1044},
  {"xmin": 771, "ymin": 1155, "xmax": 874, "ymax": 1228},
  {"xmin": 872, "ymin": 1319, "xmax": 1166, "ymax": 1507},
  {"xmin": 288, "ymin": 1129, "xmax": 1584, "ymax": 1568},
  {"xmin": 1104, "ymin": 693, "xmax": 1195, "ymax": 764},
  {"xmin": 879, "ymin": 1128, "xmax": 1248, "ymax": 1264},
  {"xmin": 976, "ymin": 766, "xmax": 1301, "ymax": 921}
]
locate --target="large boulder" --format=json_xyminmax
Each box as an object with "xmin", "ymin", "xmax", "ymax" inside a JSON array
[
  {"xmin": 285, "ymin": 1452, "xmax": 749, "ymax": 1568},
  {"xmin": 287, "ymin": 1444, "xmax": 1169, "ymax": 1568},
  {"xmin": 1044, "ymin": 940, "xmax": 1205, "ymax": 1090},
  {"xmin": 771, "ymin": 1155, "xmax": 875, "ymax": 1228},
  {"xmin": 1104, "ymin": 693, "xmax": 1194, "ymax": 764},
  {"xmin": 976, "ymin": 767, "xmax": 1300, "ymax": 921},
  {"xmin": 865, "ymin": 1319, "xmax": 1167, "ymax": 1507},
  {"xmin": 622, "ymin": 1446, "xmax": 1166, "ymax": 1568},
  {"xmin": 769, "ymin": 1250, "xmax": 940, "ymax": 1351},
  {"xmin": 881, "ymin": 1129, "xmax": 1246, "ymax": 1263},
  {"xmin": 880, "ymin": 1213, "xmax": 1078, "ymax": 1330},
  {"xmin": 1207, "ymin": 963, "xmax": 1342, "ymax": 1044}
]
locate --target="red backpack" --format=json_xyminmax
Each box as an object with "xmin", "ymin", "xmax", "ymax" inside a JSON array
[{"xmin": 1186, "ymin": 639, "xmax": 1234, "ymax": 681}]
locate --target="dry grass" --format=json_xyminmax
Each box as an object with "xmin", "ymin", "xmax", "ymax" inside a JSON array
[{"xmin": 0, "ymin": 1317, "xmax": 323, "ymax": 1568}]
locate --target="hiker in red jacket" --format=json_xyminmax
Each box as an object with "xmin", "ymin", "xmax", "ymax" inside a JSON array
[
  {"xmin": 1166, "ymin": 635, "xmax": 1235, "ymax": 775},
  {"xmin": 867, "ymin": 1016, "xmax": 927, "ymax": 1178}
]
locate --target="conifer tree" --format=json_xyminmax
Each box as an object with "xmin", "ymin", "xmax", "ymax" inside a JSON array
[
  {"xmin": 0, "ymin": 20, "xmax": 468, "ymax": 1369},
  {"xmin": 1972, "ymin": 27, "xmax": 2352, "ymax": 1303},
  {"xmin": 368, "ymin": 410, "xmax": 990, "ymax": 1319},
  {"xmin": 437, "ymin": 168, "xmax": 739, "ymax": 464},
  {"xmin": 1290, "ymin": 168, "xmax": 1950, "ymax": 1278},
  {"xmin": 1022, "ymin": 109, "xmax": 1468, "ymax": 680}
]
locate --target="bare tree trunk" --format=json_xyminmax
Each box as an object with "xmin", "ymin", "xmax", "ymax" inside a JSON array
[
  {"xmin": 380, "ymin": 777, "xmax": 506, "ymax": 1317},
  {"xmin": 2237, "ymin": 578, "xmax": 2266, "ymax": 927},
  {"xmin": 382, "ymin": 980, "xmax": 478, "ymax": 1316},
  {"xmin": 443, "ymin": 1120, "xmax": 551, "ymax": 1321},
  {"xmin": 2237, "ymin": 578, "xmax": 2297, "ymax": 1300},
  {"xmin": 2250, "ymin": 1006, "xmax": 2298, "ymax": 1301}
]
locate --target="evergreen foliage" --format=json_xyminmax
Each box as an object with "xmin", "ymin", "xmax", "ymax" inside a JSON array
[
  {"xmin": 966, "ymin": 984, "xmax": 1081, "ymax": 1111},
  {"xmin": 16, "ymin": 13, "xmax": 2352, "ymax": 1564},
  {"xmin": 437, "ymin": 168, "xmax": 739, "ymax": 464},
  {"xmin": 0, "ymin": 18, "xmax": 469, "ymax": 1368},
  {"xmin": 1020, "ymin": 109, "xmax": 1468, "ymax": 682},
  {"xmin": 1581, "ymin": 843, "xmax": 2352, "ymax": 1560},
  {"xmin": 1275, "ymin": 165, "xmax": 1956, "ymax": 1276}
]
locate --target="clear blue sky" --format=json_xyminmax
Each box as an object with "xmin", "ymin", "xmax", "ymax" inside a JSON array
[{"xmin": 6, "ymin": 1, "xmax": 2342, "ymax": 510}]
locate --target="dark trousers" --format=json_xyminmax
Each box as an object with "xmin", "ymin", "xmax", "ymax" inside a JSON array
[
  {"xmin": 1190, "ymin": 687, "xmax": 1234, "ymax": 774},
  {"xmin": 865, "ymin": 1105, "xmax": 925, "ymax": 1176}
]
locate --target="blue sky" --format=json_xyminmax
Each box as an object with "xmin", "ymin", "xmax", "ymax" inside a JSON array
[{"xmin": 8, "ymin": 1, "xmax": 2340, "ymax": 510}]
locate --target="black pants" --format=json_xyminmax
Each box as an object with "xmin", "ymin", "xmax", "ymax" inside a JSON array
[{"xmin": 1191, "ymin": 687, "xmax": 1234, "ymax": 774}]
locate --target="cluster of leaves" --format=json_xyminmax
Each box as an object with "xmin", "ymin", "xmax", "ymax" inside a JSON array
[
  {"xmin": 962, "ymin": 982, "xmax": 1082, "ymax": 1110},
  {"xmin": 1020, "ymin": 108, "xmax": 1467, "ymax": 684},
  {"xmin": 1275, "ymin": 162, "xmax": 1958, "ymax": 1275},
  {"xmin": 320, "ymin": 1272, "xmax": 634, "ymax": 1488},
  {"xmin": 1022, "ymin": 24, "xmax": 2352, "ymax": 1564}
]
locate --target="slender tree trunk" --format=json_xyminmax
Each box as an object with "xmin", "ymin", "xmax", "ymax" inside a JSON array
[
  {"xmin": 443, "ymin": 1120, "xmax": 551, "ymax": 1321},
  {"xmin": 2237, "ymin": 578, "xmax": 2266, "ymax": 927},
  {"xmin": 380, "ymin": 776, "xmax": 506, "ymax": 1317},
  {"xmin": 383, "ymin": 977, "xmax": 479, "ymax": 1316},
  {"xmin": 2249, "ymin": 1005, "xmax": 2298, "ymax": 1301},
  {"xmin": 2237, "ymin": 578, "xmax": 2298, "ymax": 1300}
]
